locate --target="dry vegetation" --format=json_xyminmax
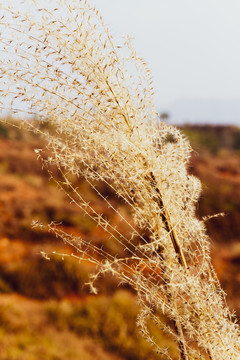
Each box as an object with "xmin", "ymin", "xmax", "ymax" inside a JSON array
[
  {"xmin": 0, "ymin": 124, "xmax": 239, "ymax": 360},
  {"xmin": 0, "ymin": 122, "xmax": 240, "ymax": 360},
  {"xmin": 0, "ymin": 123, "xmax": 176, "ymax": 360},
  {"xmin": 0, "ymin": 0, "xmax": 240, "ymax": 358}
]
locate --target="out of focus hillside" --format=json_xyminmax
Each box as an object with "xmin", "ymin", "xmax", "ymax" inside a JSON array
[
  {"xmin": 182, "ymin": 125, "xmax": 240, "ymax": 314},
  {"xmin": 0, "ymin": 121, "xmax": 239, "ymax": 359}
]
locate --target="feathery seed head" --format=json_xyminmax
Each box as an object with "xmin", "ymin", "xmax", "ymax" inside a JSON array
[{"xmin": 0, "ymin": 1, "xmax": 239, "ymax": 359}]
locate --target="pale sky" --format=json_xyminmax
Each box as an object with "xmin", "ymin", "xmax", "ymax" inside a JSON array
[
  {"xmin": 1, "ymin": 0, "xmax": 240, "ymax": 124},
  {"xmin": 97, "ymin": 0, "xmax": 240, "ymax": 124}
]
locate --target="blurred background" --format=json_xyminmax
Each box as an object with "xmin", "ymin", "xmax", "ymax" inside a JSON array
[
  {"xmin": 0, "ymin": 122, "xmax": 239, "ymax": 360},
  {"xmin": 98, "ymin": 0, "xmax": 240, "ymax": 126},
  {"xmin": 0, "ymin": 1, "xmax": 239, "ymax": 359}
]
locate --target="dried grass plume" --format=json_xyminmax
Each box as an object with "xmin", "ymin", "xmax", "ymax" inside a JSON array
[{"xmin": 0, "ymin": 1, "xmax": 240, "ymax": 359}]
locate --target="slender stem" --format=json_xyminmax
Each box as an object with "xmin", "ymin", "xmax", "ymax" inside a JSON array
[
  {"xmin": 148, "ymin": 172, "xmax": 215, "ymax": 360},
  {"xmin": 147, "ymin": 172, "xmax": 187, "ymax": 268},
  {"xmin": 147, "ymin": 172, "xmax": 189, "ymax": 360}
]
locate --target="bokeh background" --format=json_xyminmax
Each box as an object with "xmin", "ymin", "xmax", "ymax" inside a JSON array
[
  {"xmin": 0, "ymin": 122, "xmax": 239, "ymax": 360},
  {"xmin": 98, "ymin": 0, "xmax": 240, "ymax": 126}
]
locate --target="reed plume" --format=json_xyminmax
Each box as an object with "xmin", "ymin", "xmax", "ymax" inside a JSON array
[{"xmin": 0, "ymin": 1, "xmax": 240, "ymax": 358}]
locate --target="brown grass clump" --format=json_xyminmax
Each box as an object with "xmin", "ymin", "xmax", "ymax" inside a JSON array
[
  {"xmin": 0, "ymin": 1, "xmax": 240, "ymax": 359},
  {"xmin": 0, "ymin": 294, "xmax": 125, "ymax": 360}
]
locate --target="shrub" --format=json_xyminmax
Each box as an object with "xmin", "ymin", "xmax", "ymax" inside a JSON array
[
  {"xmin": 0, "ymin": 256, "xmax": 90, "ymax": 299},
  {"xmin": 46, "ymin": 290, "xmax": 177, "ymax": 360}
]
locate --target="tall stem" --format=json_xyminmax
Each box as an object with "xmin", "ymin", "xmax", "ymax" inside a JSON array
[
  {"xmin": 148, "ymin": 172, "xmax": 214, "ymax": 360},
  {"xmin": 148, "ymin": 172, "xmax": 187, "ymax": 267},
  {"xmin": 147, "ymin": 172, "xmax": 189, "ymax": 360}
]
